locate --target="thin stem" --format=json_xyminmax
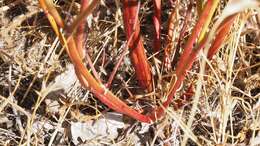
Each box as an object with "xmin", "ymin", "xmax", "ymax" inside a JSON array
[
  {"xmin": 66, "ymin": 0, "xmax": 100, "ymax": 34},
  {"xmin": 76, "ymin": 0, "xmax": 88, "ymax": 59}
]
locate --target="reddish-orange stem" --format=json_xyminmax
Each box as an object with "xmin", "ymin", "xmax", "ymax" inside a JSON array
[
  {"xmin": 122, "ymin": 0, "xmax": 152, "ymax": 91},
  {"xmin": 164, "ymin": 2, "xmax": 192, "ymax": 70},
  {"xmin": 76, "ymin": 0, "xmax": 88, "ymax": 59},
  {"xmin": 148, "ymin": 0, "xmax": 217, "ymax": 120},
  {"xmin": 175, "ymin": 0, "xmax": 213, "ymax": 77},
  {"xmin": 207, "ymin": 14, "xmax": 237, "ymax": 59},
  {"xmin": 76, "ymin": 0, "xmax": 102, "ymax": 83},
  {"xmin": 172, "ymin": 2, "xmax": 193, "ymax": 65},
  {"xmin": 163, "ymin": 8, "xmax": 177, "ymax": 71},
  {"xmin": 153, "ymin": 0, "xmax": 161, "ymax": 52}
]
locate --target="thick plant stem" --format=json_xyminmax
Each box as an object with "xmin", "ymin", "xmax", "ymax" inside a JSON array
[
  {"xmin": 76, "ymin": 0, "xmax": 88, "ymax": 59},
  {"xmin": 174, "ymin": 0, "xmax": 214, "ymax": 77},
  {"xmin": 198, "ymin": 0, "xmax": 220, "ymax": 43},
  {"xmin": 174, "ymin": 2, "xmax": 192, "ymax": 62},
  {"xmin": 122, "ymin": 0, "xmax": 152, "ymax": 91},
  {"xmin": 148, "ymin": 0, "xmax": 219, "ymax": 120},
  {"xmin": 207, "ymin": 14, "xmax": 237, "ymax": 59},
  {"xmin": 76, "ymin": 0, "xmax": 102, "ymax": 83},
  {"xmin": 39, "ymin": 0, "xmax": 65, "ymax": 28},
  {"xmin": 153, "ymin": 0, "xmax": 161, "ymax": 52}
]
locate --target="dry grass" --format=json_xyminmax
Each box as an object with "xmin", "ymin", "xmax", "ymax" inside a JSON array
[{"xmin": 0, "ymin": 0, "xmax": 259, "ymax": 145}]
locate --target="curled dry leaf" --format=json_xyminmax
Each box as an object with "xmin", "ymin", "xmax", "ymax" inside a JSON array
[
  {"xmin": 40, "ymin": 64, "xmax": 78, "ymax": 97},
  {"xmin": 70, "ymin": 112, "xmax": 124, "ymax": 145}
]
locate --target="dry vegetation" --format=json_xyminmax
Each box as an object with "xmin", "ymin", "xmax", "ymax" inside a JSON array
[{"xmin": 0, "ymin": 0, "xmax": 260, "ymax": 145}]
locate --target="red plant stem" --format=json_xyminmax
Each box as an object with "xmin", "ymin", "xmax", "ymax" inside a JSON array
[
  {"xmin": 66, "ymin": 36, "xmax": 152, "ymax": 123},
  {"xmin": 76, "ymin": 0, "xmax": 88, "ymax": 59},
  {"xmin": 66, "ymin": 0, "xmax": 100, "ymax": 34},
  {"xmin": 164, "ymin": 2, "xmax": 192, "ymax": 70},
  {"xmin": 153, "ymin": 0, "xmax": 161, "ymax": 52},
  {"xmin": 105, "ymin": 43, "xmax": 128, "ymax": 88},
  {"xmin": 178, "ymin": 3, "xmax": 193, "ymax": 48},
  {"xmin": 147, "ymin": 0, "xmax": 216, "ymax": 120},
  {"xmin": 175, "ymin": 0, "xmax": 213, "ymax": 77},
  {"xmin": 163, "ymin": 8, "xmax": 176, "ymax": 71},
  {"xmin": 106, "ymin": 13, "xmax": 154, "ymax": 88},
  {"xmin": 75, "ymin": 0, "xmax": 102, "ymax": 83},
  {"xmin": 172, "ymin": 2, "xmax": 193, "ymax": 64},
  {"xmin": 85, "ymin": 52, "xmax": 102, "ymax": 83},
  {"xmin": 106, "ymin": 32, "xmax": 136, "ymax": 88},
  {"xmin": 41, "ymin": 0, "xmax": 65, "ymax": 28},
  {"xmin": 207, "ymin": 14, "xmax": 237, "ymax": 59},
  {"xmin": 148, "ymin": 33, "xmax": 207, "ymax": 121},
  {"xmin": 122, "ymin": 0, "xmax": 152, "ymax": 91},
  {"xmin": 149, "ymin": 12, "xmax": 236, "ymax": 121}
]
